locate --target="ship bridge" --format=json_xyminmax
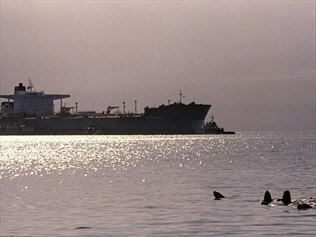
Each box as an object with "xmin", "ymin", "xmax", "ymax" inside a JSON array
[{"xmin": 0, "ymin": 83, "xmax": 70, "ymax": 116}]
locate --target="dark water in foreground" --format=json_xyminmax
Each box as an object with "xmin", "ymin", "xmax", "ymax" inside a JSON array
[{"xmin": 1, "ymin": 133, "xmax": 315, "ymax": 236}]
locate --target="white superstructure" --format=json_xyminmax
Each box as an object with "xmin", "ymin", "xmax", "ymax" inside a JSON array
[{"xmin": 0, "ymin": 83, "xmax": 70, "ymax": 116}]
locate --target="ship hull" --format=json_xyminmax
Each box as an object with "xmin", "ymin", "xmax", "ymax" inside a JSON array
[
  {"xmin": 0, "ymin": 103, "xmax": 211, "ymax": 135},
  {"xmin": 0, "ymin": 117, "xmax": 207, "ymax": 135}
]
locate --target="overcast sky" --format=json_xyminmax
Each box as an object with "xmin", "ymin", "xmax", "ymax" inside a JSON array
[{"xmin": 0, "ymin": 1, "xmax": 315, "ymax": 131}]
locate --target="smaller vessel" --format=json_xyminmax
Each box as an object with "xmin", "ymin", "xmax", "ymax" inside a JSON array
[{"xmin": 204, "ymin": 114, "xmax": 235, "ymax": 134}]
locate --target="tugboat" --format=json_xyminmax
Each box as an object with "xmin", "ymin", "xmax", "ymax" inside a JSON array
[{"xmin": 204, "ymin": 114, "xmax": 235, "ymax": 134}]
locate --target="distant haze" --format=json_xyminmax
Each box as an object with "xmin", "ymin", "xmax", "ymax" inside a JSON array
[{"xmin": 1, "ymin": 1, "xmax": 315, "ymax": 132}]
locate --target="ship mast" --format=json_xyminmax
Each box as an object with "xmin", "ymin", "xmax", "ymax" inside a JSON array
[
  {"xmin": 122, "ymin": 101, "xmax": 126, "ymax": 114},
  {"xmin": 27, "ymin": 78, "xmax": 33, "ymax": 92},
  {"xmin": 211, "ymin": 113, "xmax": 214, "ymax": 122},
  {"xmin": 179, "ymin": 90, "xmax": 183, "ymax": 104}
]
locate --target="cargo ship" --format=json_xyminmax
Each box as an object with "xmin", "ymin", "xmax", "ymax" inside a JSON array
[{"xmin": 0, "ymin": 82, "xmax": 214, "ymax": 135}]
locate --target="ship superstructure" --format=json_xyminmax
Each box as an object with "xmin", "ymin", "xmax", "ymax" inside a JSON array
[{"xmin": 0, "ymin": 82, "xmax": 69, "ymax": 116}]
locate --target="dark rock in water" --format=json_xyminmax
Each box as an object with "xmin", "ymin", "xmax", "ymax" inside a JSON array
[
  {"xmin": 261, "ymin": 190, "xmax": 273, "ymax": 205},
  {"xmin": 282, "ymin": 190, "xmax": 292, "ymax": 205},
  {"xmin": 213, "ymin": 191, "xmax": 225, "ymax": 200},
  {"xmin": 297, "ymin": 203, "xmax": 313, "ymax": 210}
]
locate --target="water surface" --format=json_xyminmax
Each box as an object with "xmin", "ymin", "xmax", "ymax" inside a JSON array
[{"xmin": 1, "ymin": 133, "xmax": 315, "ymax": 236}]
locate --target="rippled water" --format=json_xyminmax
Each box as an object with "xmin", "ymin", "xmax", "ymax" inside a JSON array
[{"xmin": 1, "ymin": 133, "xmax": 315, "ymax": 236}]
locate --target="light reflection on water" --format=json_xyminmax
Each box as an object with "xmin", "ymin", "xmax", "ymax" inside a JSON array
[
  {"xmin": 0, "ymin": 133, "xmax": 315, "ymax": 236},
  {"xmin": 1, "ymin": 135, "xmax": 235, "ymax": 179}
]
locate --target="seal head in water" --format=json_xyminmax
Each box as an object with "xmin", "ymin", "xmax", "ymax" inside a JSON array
[
  {"xmin": 282, "ymin": 190, "xmax": 292, "ymax": 205},
  {"xmin": 213, "ymin": 191, "xmax": 225, "ymax": 200},
  {"xmin": 297, "ymin": 203, "xmax": 312, "ymax": 210},
  {"xmin": 261, "ymin": 190, "xmax": 273, "ymax": 205}
]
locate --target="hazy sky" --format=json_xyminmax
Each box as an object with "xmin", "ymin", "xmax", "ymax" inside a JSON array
[{"xmin": 0, "ymin": 1, "xmax": 315, "ymax": 131}]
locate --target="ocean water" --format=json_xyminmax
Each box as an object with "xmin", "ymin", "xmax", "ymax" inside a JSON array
[{"xmin": 0, "ymin": 133, "xmax": 315, "ymax": 237}]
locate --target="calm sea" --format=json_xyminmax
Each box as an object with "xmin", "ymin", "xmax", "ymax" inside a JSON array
[{"xmin": 0, "ymin": 133, "xmax": 315, "ymax": 236}]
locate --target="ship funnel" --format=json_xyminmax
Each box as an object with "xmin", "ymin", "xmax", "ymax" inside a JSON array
[{"xmin": 14, "ymin": 83, "xmax": 26, "ymax": 95}]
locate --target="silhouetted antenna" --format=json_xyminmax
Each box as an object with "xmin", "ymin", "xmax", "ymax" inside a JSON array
[
  {"xmin": 179, "ymin": 90, "xmax": 183, "ymax": 103},
  {"xmin": 134, "ymin": 100, "xmax": 137, "ymax": 114},
  {"xmin": 122, "ymin": 101, "xmax": 126, "ymax": 114},
  {"xmin": 27, "ymin": 77, "xmax": 33, "ymax": 92}
]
